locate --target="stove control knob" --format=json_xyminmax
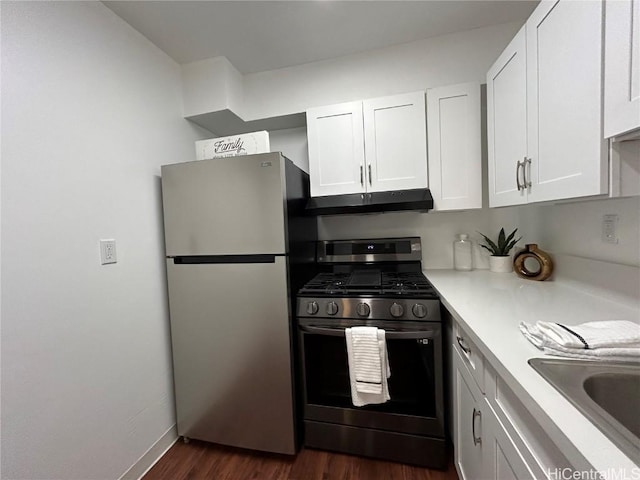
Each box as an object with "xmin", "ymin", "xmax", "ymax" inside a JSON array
[
  {"xmin": 326, "ymin": 301, "xmax": 339, "ymax": 316},
  {"xmin": 390, "ymin": 302, "xmax": 404, "ymax": 318},
  {"xmin": 412, "ymin": 303, "xmax": 427, "ymax": 318},
  {"xmin": 306, "ymin": 301, "xmax": 319, "ymax": 315},
  {"xmin": 356, "ymin": 302, "xmax": 371, "ymax": 317}
]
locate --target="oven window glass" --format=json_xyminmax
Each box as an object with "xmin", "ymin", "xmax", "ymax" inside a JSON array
[{"xmin": 303, "ymin": 333, "xmax": 436, "ymax": 417}]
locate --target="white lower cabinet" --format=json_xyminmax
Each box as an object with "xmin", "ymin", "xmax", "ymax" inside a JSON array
[
  {"xmin": 484, "ymin": 403, "xmax": 536, "ymax": 480},
  {"xmin": 454, "ymin": 347, "xmax": 487, "ymax": 480},
  {"xmin": 451, "ymin": 317, "xmax": 571, "ymax": 480}
]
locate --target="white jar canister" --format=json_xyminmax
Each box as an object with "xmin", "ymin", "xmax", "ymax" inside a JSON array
[{"xmin": 453, "ymin": 234, "xmax": 473, "ymax": 271}]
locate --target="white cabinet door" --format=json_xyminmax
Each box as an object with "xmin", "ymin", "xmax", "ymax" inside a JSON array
[
  {"xmin": 307, "ymin": 101, "xmax": 365, "ymax": 197},
  {"xmin": 484, "ymin": 407, "xmax": 537, "ymax": 480},
  {"xmin": 363, "ymin": 91, "xmax": 428, "ymax": 193},
  {"xmin": 454, "ymin": 348, "xmax": 486, "ymax": 480},
  {"xmin": 604, "ymin": 0, "xmax": 640, "ymax": 138},
  {"xmin": 487, "ymin": 27, "xmax": 528, "ymax": 208},
  {"xmin": 427, "ymin": 82, "xmax": 482, "ymax": 211},
  {"xmin": 451, "ymin": 315, "xmax": 575, "ymax": 480},
  {"xmin": 526, "ymin": 0, "xmax": 607, "ymax": 203}
]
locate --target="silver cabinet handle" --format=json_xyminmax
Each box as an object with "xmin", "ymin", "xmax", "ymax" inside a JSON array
[
  {"xmin": 368, "ymin": 164, "xmax": 372, "ymax": 186},
  {"xmin": 360, "ymin": 165, "xmax": 364, "ymax": 186},
  {"xmin": 523, "ymin": 157, "xmax": 532, "ymax": 188},
  {"xmin": 456, "ymin": 335, "xmax": 471, "ymax": 355},
  {"xmin": 472, "ymin": 408, "xmax": 482, "ymax": 446},
  {"xmin": 516, "ymin": 159, "xmax": 524, "ymax": 191}
]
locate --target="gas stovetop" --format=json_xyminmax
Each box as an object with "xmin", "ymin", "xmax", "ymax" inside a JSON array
[
  {"xmin": 296, "ymin": 238, "xmax": 441, "ymax": 321},
  {"xmin": 298, "ymin": 271, "xmax": 437, "ymax": 298}
]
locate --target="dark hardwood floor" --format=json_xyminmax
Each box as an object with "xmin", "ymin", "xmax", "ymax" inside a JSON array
[{"xmin": 143, "ymin": 440, "xmax": 459, "ymax": 480}]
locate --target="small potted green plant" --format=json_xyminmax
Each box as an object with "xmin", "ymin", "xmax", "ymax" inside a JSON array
[{"xmin": 478, "ymin": 227, "xmax": 522, "ymax": 273}]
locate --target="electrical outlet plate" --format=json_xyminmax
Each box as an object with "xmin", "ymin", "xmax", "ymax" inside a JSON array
[
  {"xmin": 100, "ymin": 239, "xmax": 117, "ymax": 265},
  {"xmin": 602, "ymin": 214, "xmax": 619, "ymax": 244}
]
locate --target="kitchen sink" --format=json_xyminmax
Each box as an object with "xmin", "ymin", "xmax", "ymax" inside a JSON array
[{"xmin": 528, "ymin": 358, "xmax": 640, "ymax": 464}]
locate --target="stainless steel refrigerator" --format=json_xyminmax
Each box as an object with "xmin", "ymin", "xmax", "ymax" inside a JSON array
[{"xmin": 161, "ymin": 152, "xmax": 316, "ymax": 455}]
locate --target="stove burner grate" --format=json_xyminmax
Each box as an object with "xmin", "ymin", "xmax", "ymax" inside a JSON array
[{"xmin": 299, "ymin": 271, "xmax": 436, "ymax": 297}]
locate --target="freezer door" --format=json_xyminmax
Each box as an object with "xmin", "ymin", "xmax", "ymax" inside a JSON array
[
  {"xmin": 162, "ymin": 153, "xmax": 287, "ymax": 256},
  {"xmin": 166, "ymin": 256, "xmax": 296, "ymax": 454}
]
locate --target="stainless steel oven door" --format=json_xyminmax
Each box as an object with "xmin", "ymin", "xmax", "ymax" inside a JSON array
[{"xmin": 298, "ymin": 318, "xmax": 445, "ymax": 437}]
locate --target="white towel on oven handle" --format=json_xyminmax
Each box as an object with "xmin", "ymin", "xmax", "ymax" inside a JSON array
[
  {"xmin": 345, "ymin": 326, "xmax": 390, "ymax": 406},
  {"xmin": 351, "ymin": 327, "xmax": 382, "ymax": 386}
]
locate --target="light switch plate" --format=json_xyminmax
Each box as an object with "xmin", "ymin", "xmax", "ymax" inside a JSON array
[{"xmin": 100, "ymin": 239, "xmax": 117, "ymax": 265}]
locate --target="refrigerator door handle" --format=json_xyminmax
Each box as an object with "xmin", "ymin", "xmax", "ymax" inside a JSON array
[{"xmin": 172, "ymin": 254, "xmax": 279, "ymax": 265}]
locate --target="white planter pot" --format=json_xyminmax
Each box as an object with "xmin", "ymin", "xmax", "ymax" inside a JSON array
[{"xmin": 489, "ymin": 255, "xmax": 513, "ymax": 273}]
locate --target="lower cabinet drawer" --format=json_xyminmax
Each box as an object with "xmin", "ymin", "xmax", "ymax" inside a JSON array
[{"xmin": 454, "ymin": 322, "xmax": 485, "ymax": 393}]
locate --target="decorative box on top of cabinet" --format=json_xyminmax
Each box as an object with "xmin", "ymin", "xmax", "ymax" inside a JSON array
[
  {"xmin": 487, "ymin": 0, "xmax": 608, "ymax": 208},
  {"xmin": 306, "ymin": 91, "xmax": 427, "ymax": 198}
]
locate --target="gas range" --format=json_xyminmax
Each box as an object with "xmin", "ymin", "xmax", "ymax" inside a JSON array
[
  {"xmin": 297, "ymin": 237, "xmax": 440, "ymax": 322},
  {"xmin": 295, "ymin": 237, "xmax": 446, "ymax": 468}
]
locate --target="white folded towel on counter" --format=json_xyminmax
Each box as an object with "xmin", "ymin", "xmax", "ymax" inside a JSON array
[
  {"xmin": 520, "ymin": 320, "xmax": 640, "ymax": 362},
  {"xmin": 345, "ymin": 326, "xmax": 390, "ymax": 406}
]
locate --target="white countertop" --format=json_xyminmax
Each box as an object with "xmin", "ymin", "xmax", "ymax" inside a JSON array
[{"xmin": 424, "ymin": 268, "xmax": 640, "ymax": 476}]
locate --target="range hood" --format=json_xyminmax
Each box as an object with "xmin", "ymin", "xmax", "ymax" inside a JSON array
[{"xmin": 306, "ymin": 188, "xmax": 434, "ymax": 216}]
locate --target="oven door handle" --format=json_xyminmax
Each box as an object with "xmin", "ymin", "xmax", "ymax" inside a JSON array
[{"xmin": 299, "ymin": 325, "xmax": 437, "ymax": 340}]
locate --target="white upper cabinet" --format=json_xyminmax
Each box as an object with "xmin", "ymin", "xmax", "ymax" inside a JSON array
[
  {"xmin": 604, "ymin": 0, "xmax": 640, "ymax": 138},
  {"xmin": 526, "ymin": 0, "xmax": 607, "ymax": 203},
  {"xmin": 306, "ymin": 101, "xmax": 365, "ymax": 197},
  {"xmin": 487, "ymin": 0, "xmax": 608, "ymax": 207},
  {"xmin": 363, "ymin": 92, "xmax": 428, "ymax": 193},
  {"xmin": 427, "ymin": 82, "xmax": 482, "ymax": 211},
  {"xmin": 487, "ymin": 27, "xmax": 528, "ymax": 208},
  {"xmin": 307, "ymin": 92, "xmax": 427, "ymax": 197}
]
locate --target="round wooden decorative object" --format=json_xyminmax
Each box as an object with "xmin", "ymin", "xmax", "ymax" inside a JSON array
[{"xmin": 513, "ymin": 244, "xmax": 553, "ymax": 281}]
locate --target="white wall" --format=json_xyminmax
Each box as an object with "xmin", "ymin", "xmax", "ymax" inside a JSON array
[
  {"xmin": 318, "ymin": 210, "xmax": 492, "ymax": 269},
  {"xmin": 1, "ymin": 2, "xmax": 207, "ymax": 479},
  {"xmin": 244, "ymin": 22, "xmax": 521, "ymax": 119},
  {"xmin": 269, "ymin": 127, "xmax": 309, "ymax": 173},
  {"xmin": 181, "ymin": 21, "xmax": 522, "ymax": 123},
  {"xmin": 490, "ymin": 197, "xmax": 640, "ymax": 268},
  {"xmin": 182, "ymin": 56, "xmax": 244, "ymax": 118},
  {"xmin": 0, "ymin": 4, "xmax": 3, "ymax": 477}
]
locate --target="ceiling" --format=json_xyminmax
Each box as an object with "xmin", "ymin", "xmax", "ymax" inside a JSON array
[{"xmin": 103, "ymin": 1, "xmax": 538, "ymax": 75}]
